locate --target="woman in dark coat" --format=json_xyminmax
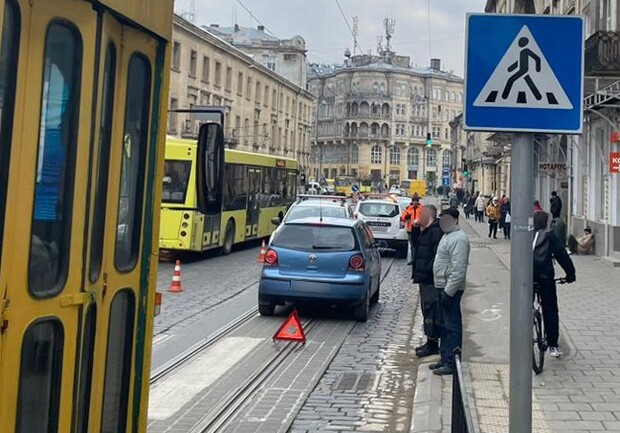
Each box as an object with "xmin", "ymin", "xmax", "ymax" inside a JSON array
[{"xmin": 500, "ymin": 197, "xmax": 511, "ymax": 239}]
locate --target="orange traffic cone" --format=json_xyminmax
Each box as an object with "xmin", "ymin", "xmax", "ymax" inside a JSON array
[
  {"xmin": 168, "ymin": 260, "xmax": 183, "ymax": 293},
  {"xmin": 257, "ymin": 240, "xmax": 267, "ymax": 263}
]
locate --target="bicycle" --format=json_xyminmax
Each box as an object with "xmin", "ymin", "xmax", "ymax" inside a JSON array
[{"xmin": 532, "ymin": 278, "xmax": 566, "ymax": 375}]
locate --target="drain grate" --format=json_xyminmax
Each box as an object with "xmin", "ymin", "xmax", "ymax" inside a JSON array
[{"xmin": 333, "ymin": 372, "xmax": 378, "ymax": 391}]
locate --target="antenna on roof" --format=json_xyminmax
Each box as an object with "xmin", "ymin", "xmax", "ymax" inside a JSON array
[{"xmin": 352, "ymin": 16, "xmax": 359, "ymax": 55}]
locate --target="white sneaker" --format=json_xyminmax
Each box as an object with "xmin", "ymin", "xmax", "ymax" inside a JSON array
[{"xmin": 549, "ymin": 347, "xmax": 563, "ymax": 358}]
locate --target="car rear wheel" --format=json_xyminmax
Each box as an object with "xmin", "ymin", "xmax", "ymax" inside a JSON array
[
  {"xmin": 354, "ymin": 291, "xmax": 369, "ymax": 322},
  {"xmin": 258, "ymin": 299, "xmax": 275, "ymax": 316},
  {"xmin": 370, "ymin": 279, "xmax": 380, "ymax": 304}
]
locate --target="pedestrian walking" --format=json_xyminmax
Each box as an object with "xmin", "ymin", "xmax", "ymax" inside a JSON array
[
  {"xmin": 411, "ymin": 205, "xmax": 444, "ymax": 358},
  {"xmin": 486, "ymin": 197, "xmax": 501, "ymax": 239},
  {"xmin": 500, "ymin": 197, "xmax": 511, "ymax": 239},
  {"xmin": 449, "ymin": 193, "xmax": 459, "ymax": 209},
  {"xmin": 533, "ymin": 211, "xmax": 576, "ymax": 357},
  {"xmin": 465, "ymin": 193, "xmax": 476, "ymax": 219},
  {"xmin": 550, "ymin": 190, "xmax": 562, "ymax": 220},
  {"xmin": 474, "ymin": 192, "xmax": 486, "ymax": 223},
  {"xmin": 401, "ymin": 194, "xmax": 423, "ymax": 265},
  {"xmin": 429, "ymin": 207, "xmax": 470, "ymax": 375}
]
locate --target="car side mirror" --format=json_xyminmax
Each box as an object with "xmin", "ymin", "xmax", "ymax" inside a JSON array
[{"xmin": 271, "ymin": 216, "xmax": 281, "ymax": 226}]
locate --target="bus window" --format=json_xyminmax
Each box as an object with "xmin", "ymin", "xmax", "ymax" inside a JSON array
[
  {"xmin": 198, "ymin": 122, "xmax": 223, "ymax": 214},
  {"xmin": 16, "ymin": 318, "xmax": 64, "ymax": 433},
  {"xmin": 115, "ymin": 54, "xmax": 151, "ymax": 272},
  {"xmin": 0, "ymin": 0, "xmax": 20, "ymax": 260},
  {"xmin": 223, "ymin": 164, "xmax": 247, "ymax": 211},
  {"xmin": 89, "ymin": 43, "xmax": 116, "ymax": 283},
  {"xmin": 101, "ymin": 290, "xmax": 135, "ymax": 433},
  {"xmin": 162, "ymin": 160, "xmax": 191, "ymax": 204},
  {"xmin": 29, "ymin": 21, "xmax": 82, "ymax": 297}
]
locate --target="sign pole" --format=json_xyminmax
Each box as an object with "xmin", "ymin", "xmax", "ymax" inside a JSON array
[{"xmin": 509, "ymin": 133, "xmax": 535, "ymax": 433}]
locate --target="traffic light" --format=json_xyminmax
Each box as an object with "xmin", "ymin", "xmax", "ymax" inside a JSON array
[
  {"xmin": 462, "ymin": 163, "xmax": 469, "ymax": 177},
  {"xmin": 426, "ymin": 133, "xmax": 432, "ymax": 147}
]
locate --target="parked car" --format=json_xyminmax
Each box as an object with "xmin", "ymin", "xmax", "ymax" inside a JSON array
[
  {"xmin": 305, "ymin": 181, "xmax": 328, "ymax": 195},
  {"xmin": 354, "ymin": 195, "xmax": 408, "ymax": 259},
  {"xmin": 259, "ymin": 217, "xmax": 382, "ymax": 322}
]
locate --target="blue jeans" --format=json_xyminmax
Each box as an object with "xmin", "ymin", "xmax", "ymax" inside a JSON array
[{"xmin": 440, "ymin": 290, "xmax": 463, "ymax": 368}]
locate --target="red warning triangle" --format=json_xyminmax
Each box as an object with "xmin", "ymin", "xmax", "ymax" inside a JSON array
[{"xmin": 273, "ymin": 309, "xmax": 306, "ymax": 343}]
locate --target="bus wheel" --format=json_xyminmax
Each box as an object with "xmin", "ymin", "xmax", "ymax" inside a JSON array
[{"xmin": 223, "ymin": 220, "xmax": 235, "ymax": 255}]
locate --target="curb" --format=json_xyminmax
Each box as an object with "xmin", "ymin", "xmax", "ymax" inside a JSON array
[{"xmin": 409, "ymin": 362, "xmax": 445, "ymax": 433}]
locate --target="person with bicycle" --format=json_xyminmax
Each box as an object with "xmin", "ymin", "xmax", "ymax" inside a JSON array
[{"xmin": 533, "ymin": 212, "xmax": 576, "ymax": 358}]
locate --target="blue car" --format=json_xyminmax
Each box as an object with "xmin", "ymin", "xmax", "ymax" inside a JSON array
[{"xmin": 258, "ymin": 217, "xmax": 382, "ymax": 322}]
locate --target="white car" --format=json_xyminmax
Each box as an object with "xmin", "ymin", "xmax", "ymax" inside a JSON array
[
  {"xmin": 305, "ymin": 181, "xmax": 328, "ymax": 195},
  {"xmin": 354, "ymin": 196, "xmax": 408, "ymax": 259}
]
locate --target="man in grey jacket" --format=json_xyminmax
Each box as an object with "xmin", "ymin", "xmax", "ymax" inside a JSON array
[{"xmin": 430, "ymin": 207, "xmax": 471, "ymax": 376}]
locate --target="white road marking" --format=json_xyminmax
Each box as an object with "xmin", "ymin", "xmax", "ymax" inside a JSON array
[
  {"xmin": 152, "ymin": 333, "xmax": 172, "ymax": 346},
  {"xmin": 148, "ymin": 336, "xmax": 263, "ymax": 420}
]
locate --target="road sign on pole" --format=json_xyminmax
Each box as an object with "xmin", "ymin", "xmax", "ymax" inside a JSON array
[
  {"xmin": 610, "ymin": 152, "xmax": 620, "ymax": 174},
  {"xmin": 464, "ymin": 13, "xmax": 584, "ymax": 433},
  {"xmin": 464, "ymin": 14, "xmax": 584, "ymax": 133}
]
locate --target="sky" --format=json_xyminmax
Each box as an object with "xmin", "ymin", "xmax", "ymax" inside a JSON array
[{"xmin": 177, "ymin": 0, "xmax": 488, "ymax": 76}]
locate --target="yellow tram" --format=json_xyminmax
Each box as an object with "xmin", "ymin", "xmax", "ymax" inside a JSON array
[{"xmin": 0, "ymin": 0, "xmax": 174, "ymax": 432}]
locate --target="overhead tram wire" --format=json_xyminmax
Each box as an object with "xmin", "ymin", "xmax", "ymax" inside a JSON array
[
  {"xmin": 234, "ymin": 0, "xmax": 279, "ymax": 38},
  {"xmin": 333, "ymin": 0, "xmax": 356, "ymax": 45}
]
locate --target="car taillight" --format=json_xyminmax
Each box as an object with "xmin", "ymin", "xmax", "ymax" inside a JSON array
[
  {"xmin": 348, "ymin": 254, "xmax": 365, "ymax": 272},
  {"xmin": 264, "ymin": 249, "xmax": 279, "ymax": 267}
]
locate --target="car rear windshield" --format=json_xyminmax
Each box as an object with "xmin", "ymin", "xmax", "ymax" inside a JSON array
[
  {"xmin": 358, "ymin": 202, "xmax": 399, "ymax": 218},
  {"xmin": 162, "ymin": 160, "xmax": 191, "ymax": 204},
  {"xmin": 285, "ymin": 205, "xmax": 345, "ymax": 221},
  {"xmin": 272, "ymin": 224, "xmax": 357, "ymax": 252}
]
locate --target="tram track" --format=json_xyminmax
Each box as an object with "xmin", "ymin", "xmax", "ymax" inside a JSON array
[{"xmin": 182, "ymin": 258, "xmax": 396, "ymax": 433}]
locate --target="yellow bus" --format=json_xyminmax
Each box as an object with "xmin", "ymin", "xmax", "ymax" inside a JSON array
[
  {"xmin": 160, "ymin": 120, "xmax": 298, "ymax": 255},
  {"xmin": 0, "ymin": 0, "xmax": 174, "ymax": 432},
  {"xmin": 335, "ymin": 176, "xmax": 356, "ymax": 196}
]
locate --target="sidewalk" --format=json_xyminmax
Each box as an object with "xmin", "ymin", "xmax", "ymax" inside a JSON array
[{"xmin": 411, "ymin": 212, "xmax": 620, "ymax": 433}]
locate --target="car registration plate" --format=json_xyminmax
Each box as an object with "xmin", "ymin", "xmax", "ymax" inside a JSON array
[{"xmin": 291, "ymin": 281, "xmax": 331, "ymax": 293}]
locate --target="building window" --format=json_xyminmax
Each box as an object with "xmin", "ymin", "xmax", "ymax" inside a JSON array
[
  {"xmin": 264, "ymin": 85, "xmax": 269, "ymax": 106},
  {"xmin": 263, "ymin": 54, "xmax": 276, "ymax": 71},
  {"xmin": 272, "ymin": 88, "xmax": 277, "ymax": 110},
  {"xmin": 225, "ymin": 66, "xmax": 232, "ymax": 91},
  {"xmin": 246, "ymin": 76, "xmax": 252, "ymax": 100},
  {"xmin": 350, "ymin": 143, "xmax": 359, "ymax": 164},
  {"xmin": 202, "ymin": 56, "xmax": 210, "ymax": 82},
  {"xmin": 407, "ymin": 147, "xmax": 419, "ymax": 167},
  {"xmin": 396, "ymin": 103, "xmax": 406, "ymax": 116},
  {"xmin": 255, "ymin": 81, "xmax": 261, "ymax": 103},
  {"xmin": 389, "ymin": 147, "xmax": 401, "ymax": 165},
  {"xmin": 426, "ymin": 149, "xmax": 437, "ymax": 167},
  {"xmin": 172, "ymin": 41, "xmax": 181, "ymax": 70},
  {"xmin": 214, "ymin": 61, "xmax": 222, "ymax": 87},
  {"xmin": 189, "ymin": 50, "xmax": 197, "ymax": 77},
  {"xmin": 395, "ymin": 123, "xmax": 405, "ymax": 136},
  {"xmin": 432, "ymin": 127, "xmax": 441, "ymax": 139},
  {"xmin": 371, "ymin": 145, "xmax": 382, "ymax": 164},
  {"xmin": 237, "ymin": 72, "xmax": 243, "ymax": 95},
  {"xmin": 284, "ymin": 53, "xmax": 297, "ymax": 61},
  {"xmin": 168, "ymin": 98, "xmax": 178, "ymax": 133}
]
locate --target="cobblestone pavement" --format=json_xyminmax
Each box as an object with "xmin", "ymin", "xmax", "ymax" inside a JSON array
[
  {"xmin": 154, "ymin": 247, "xmax": 262, "ymax": 335},
  {"xmin": 412, "ymin": 213, "xmax": 620, "ymax": 433},
  {"xmin": 289, "ymin": 261, "xmax": 421, "ymax": 433}
]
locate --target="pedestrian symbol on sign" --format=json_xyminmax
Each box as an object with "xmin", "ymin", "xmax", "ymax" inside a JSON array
[{"xmin": 474, "ymin": 26, "xmax": 572, "ymax": 109}]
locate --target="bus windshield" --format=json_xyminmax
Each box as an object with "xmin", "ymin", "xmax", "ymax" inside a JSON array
[{"xmin": 162, "ymin": 160, "xmax": 191, "ymax": 204}]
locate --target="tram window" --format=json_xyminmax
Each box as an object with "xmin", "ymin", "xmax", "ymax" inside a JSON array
[
  {"xmin": 74, "ymin": 305, "xmax": 97, "ymax": 433},
  {"xmin": 101, "ymin": 290, "xmax": 135, "ymax": 433},
  {"xmin": 16, "ymin": 318, "xmax": 64, "ymax": 433},
  {"xmin": 28, "ymin": 21, "xmax": 82, "ymax": 296},
  {"xmin": 162, "ymin": 160, "xmax": 191, "ymax": 204},
  {"xmin": 115, "ymin": 54, "xmax": 151, "ymax": 272},
  {"xmin": 89, "ymin": 43, "xmax": 116, "ymax": 283},
  {"xmin": 0, "ymin": 0, "xmax": 20, "ymax": 260}
]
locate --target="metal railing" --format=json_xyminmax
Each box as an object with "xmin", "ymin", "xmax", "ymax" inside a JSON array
[{"xmin": 451, "ymin": 349, "xmax": 480, "ymax": 433}]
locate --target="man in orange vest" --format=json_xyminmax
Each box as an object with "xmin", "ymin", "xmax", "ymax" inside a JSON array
[{"xmin": 401, "ymin": 194, "xmax": 424, "ymax": 264}]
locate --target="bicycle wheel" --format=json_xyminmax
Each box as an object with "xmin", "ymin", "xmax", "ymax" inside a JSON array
[{"xmin": 532, "ymin": 309, "xmax": 545, "ymax": 375}]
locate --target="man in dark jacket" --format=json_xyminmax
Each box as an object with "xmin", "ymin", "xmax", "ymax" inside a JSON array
[
  {"xmin": 550, "ymin": 191, "xmax": 562, "ymax": 220},
  {"xmin": 411, "ymin": 204, "xmax": 444, "ymax": 357},
  {"xmin": 533, "ymin": 211, "xmax": 576, "ymax": 358}
]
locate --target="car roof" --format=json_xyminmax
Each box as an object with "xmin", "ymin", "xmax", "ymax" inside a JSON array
[
  {"xmin": 284, "ymin": 216, "xmax": 358, "ymax": 228},
  {"xmin": 291, "ymin": 201, "xmax": 343, "ymax": 208},
  {"xmin": 358, "ymin": 198, "xmax": 400, "ymax": 205}
]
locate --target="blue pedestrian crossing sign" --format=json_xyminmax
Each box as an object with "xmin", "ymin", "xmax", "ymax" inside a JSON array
[{"xmin": 464, "ymin": 14, "xmax": 584, "ymax": 134}]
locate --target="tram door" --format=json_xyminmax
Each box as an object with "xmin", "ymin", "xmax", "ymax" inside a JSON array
[
  {"xmin": 0, "ymin": 1, "xmax": 98, "ymax": 432},
  {"xmin": 83, "ymin": 13, "xmax": 159, "ymax": 433}
]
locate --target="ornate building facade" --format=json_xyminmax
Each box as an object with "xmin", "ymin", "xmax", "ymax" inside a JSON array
[
  {"xmin": 308, "ymin": 52, "xmax": 464, "ymax": 190},
  {"xmin": 169, "ymin": 15, "xmax": 314, "ymax": 173}
]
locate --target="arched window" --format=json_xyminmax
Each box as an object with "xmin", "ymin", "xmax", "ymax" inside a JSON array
[
  {"xmin": 407, "ymin": 147, "xmax": 419, "ymax": 167},
  {"xmin": 389, "ymin": 147, "xmax": 401, "ymax": 165},
  {"xmin": 350, "ymin": 143, "xmax": 359, "ymax": 164},
  {"xmin": 370, "ymin": 123, "xmax": 379, "ymax": 136},
  {"xmin": 371, "ymin": 145, "xmax": 382, "ymax": 164},
  {"xmin": 426, "ymin": 148, "xmax": 437, "ymax": 167}
]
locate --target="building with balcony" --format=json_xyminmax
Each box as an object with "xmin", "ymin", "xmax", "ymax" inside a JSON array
[
  {"xmin": 484, "ymin": 0, "xmax": 620, "ymax": 262},
  {"xmin": 308, "ymin": 51, "xmax": 464, "ymax": 190},
  {"xmin": 169, "ymin": 14, "xmax": 314, "ymax": 174}
]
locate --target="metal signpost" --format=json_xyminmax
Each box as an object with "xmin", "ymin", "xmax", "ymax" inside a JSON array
[{"xmin": 464, "ymin": 14, "xmax": 584, "ymax": 433}]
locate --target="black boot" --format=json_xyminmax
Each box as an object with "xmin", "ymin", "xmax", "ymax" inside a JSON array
[{"xmin": 416, "ymin": 340, "xmax": 439, "ymax": 357}]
